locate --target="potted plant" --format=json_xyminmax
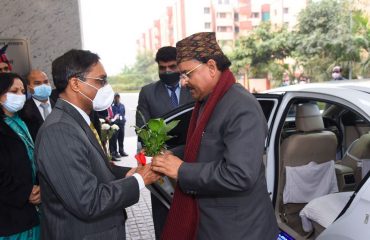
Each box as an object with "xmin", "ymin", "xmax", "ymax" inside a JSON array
[
  {"xmin": 134, "ymin": 118, "xmax": 179, "ymax": 162},
  {"xmin": 134, "ymin": 117, "xmax": 179, "ymax": 198}
]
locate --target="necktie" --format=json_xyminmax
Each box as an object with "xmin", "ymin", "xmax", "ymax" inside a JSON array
[
  {"xmin": 40, "ymin": 102, "xmax": 50, "ymax": 119},
  {"xmin": 89, "ymin": 122, "xmax": 104, "ymax": 150},
  {"xmin": 107, "ymin": 106, "xmax": 113, "ymax": 118},
  {"xmin": 167, "ymin": 85, "xmax": 179, "ymax": 108}
]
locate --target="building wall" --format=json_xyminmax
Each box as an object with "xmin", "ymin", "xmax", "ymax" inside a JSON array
[
  {"xmin": 270, "ymin": 0, "xmax": 307, "ymax": 30},
  {"xmin": 0, "ymin": 0, "xmax": 82, "ymax": 80}
]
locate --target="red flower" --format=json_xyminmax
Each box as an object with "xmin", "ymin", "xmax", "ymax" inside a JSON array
[{"xmin": 135, "ymin": 152, "xmax": 146, "ymax": 166}]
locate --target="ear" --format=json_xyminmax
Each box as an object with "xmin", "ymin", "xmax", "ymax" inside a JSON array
[
  {"xmin": 69, "ymin": 77, "xmax": 81, "ymax": 92},
  {"xmin": 206, "ymin": 59, "xmax": 217, "ymax": 78}
]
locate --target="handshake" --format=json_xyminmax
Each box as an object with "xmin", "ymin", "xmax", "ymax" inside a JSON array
[{"xmin": 127, "ymin": 151, "xmax": 184, "ymax": 185}]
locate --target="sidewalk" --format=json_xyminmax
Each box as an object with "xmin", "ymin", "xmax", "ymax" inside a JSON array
[{"xmin": 113, "ymin": 136, "xmax": 155, "ymax": 240}]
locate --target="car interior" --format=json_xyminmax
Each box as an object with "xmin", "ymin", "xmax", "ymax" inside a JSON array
[{"xmin": 276, "ymin": 99, "xmax": 370, "ymax": 239}]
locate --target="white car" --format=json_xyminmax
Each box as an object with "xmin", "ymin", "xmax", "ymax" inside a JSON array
[{"xmin": 149, "ymin": 80, "xmax": 370, "ymax": 240}]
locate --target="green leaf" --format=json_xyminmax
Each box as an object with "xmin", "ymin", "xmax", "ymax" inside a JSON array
[
  {"xmin": 147, "ymin": 119, "xmax": 164, "ymax": 132},
  {"xmin": 165, "ymin": 120, "xmax": 180, "ymax": 133}
]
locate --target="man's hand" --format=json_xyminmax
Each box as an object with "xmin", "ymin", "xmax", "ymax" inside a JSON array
[
  {"xmin": 135, "ymin": 164, "xmax": 161, "ymax": 185},
  {"xmin": 151, "ymin": 153, "xmax": 183, "ymax": 180},
  {"xmin": 29, "ymin": 185, "xmax": 41, "ymax": 205}
]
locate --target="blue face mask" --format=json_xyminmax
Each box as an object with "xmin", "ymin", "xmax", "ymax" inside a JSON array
[
  {"xmin": 1, "ymin": 93, "xmax": 26, "ymax": 113},
  {"xmin": 32, "ymin": 84, "xmax": 52, "ymax": 101}
]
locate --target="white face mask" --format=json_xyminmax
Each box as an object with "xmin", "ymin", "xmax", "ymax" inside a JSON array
[
  {"xmin": 1, "ymin": 93, "xmax": 26, "ymax": 113},
  {"xmin": 78, "ymin": 80, "xmax": 114, "ymax": 111}
]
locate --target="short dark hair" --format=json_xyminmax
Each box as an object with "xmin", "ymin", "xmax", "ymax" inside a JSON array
[
  {"xmin": 0, "ymin": 72, "xmax": 26, "ymax": 117},
  {"xmin": 197, "ymin": 54, "xmax": 231, "ymax": 71},
  {"xmin": 155, "ymin": 46, "xmax": 177, "ymax": 63},
  {"xmin": 52, "ymin": 49, "xmax": 100, "ymax": 94}
]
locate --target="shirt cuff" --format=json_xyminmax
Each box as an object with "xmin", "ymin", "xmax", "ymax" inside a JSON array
[{"xmin": 133, "ymin": 173, "xmax": 145, "ymax": 190}]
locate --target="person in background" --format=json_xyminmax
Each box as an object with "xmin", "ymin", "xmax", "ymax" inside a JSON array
[
  {"xmin": 0, "ymin": 45, "xmax": 12, "ymax": 73},
  {"xmin": 332, "ymin": 66, "xmax": 346, "ymax": 80},
  {"xmin": 151, "ymin": 32, "xmax": 278, "ymax": 240},
  {"xmin": 136, "ymin": 46, "xmax": 194, "ymax": 240},
  {"xmin": 35, "ymin": 49, "xmax": 159, "ymax": 240},
  {"xmin": 110, "ymin": 93, "xmax": 128, "ymax": 157},
  {"xmin": 0, "ymin": 72, "xmax": 40, "ymax": 240},
  {"xmin": 19, "ymin": 70, "xmax": 54, "ymax": 141}
]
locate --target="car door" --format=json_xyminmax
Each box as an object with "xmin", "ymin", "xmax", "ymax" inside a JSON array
[{"xmin": 254, "ymin": 93, "xmax": 283, "ymax": 200}]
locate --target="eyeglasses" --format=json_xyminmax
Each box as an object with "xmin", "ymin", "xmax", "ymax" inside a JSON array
[
  {"xmin": 0, "ymin": 66, "xmax": 9, "ymax": 72},
  {"xmin": 332, "ymin": 71, "xmax": 340, "ymax": 73},
  {"xmin": 180, "ymin": 63, "xmax": 203, "ymax": 80},
  {"xmin": 82, "ymin": 76, "xmax": 108, "ymax": 87}
]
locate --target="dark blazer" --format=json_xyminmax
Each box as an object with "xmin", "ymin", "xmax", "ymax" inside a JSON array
[
  {"xmin": 136, "ymin": 80, "xmax": 194, "ymax": 127},
  {"xmin": 19, "ymin": 98, "xmax": 55, "ymax": 142},
  {"xmin": 0, "ymin": 119, "xmax": 39, "ymax": 237},
  {"xmin": 178, "ymin": 84, "xmax": 279, "ymax": 240},
  {"xmin": 35, "ymin": 99, "xmax": 140, "ymax": 240}
]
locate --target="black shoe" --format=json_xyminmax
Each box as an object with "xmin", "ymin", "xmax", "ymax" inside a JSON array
[
  {"xmin": 112, "ymin": 152, "xmax": 121, "ymax": 159},
  {"xmin": 119, "ymin": 151, "xmax": 129, "ymax": 157}
]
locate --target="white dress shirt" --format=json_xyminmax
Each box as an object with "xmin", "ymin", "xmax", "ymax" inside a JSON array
[{"xmin": 33, "ymin": 97, "xmax": 52, "ymax": 120}]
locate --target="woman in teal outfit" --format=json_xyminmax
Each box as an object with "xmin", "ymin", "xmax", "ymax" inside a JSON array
[{"xmin": 0, "ymin": 72, "xmax": 40, "ymax": 239}]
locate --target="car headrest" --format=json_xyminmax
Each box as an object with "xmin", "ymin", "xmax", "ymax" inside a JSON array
[{"xmin": 296, "ymin": 103, "xmax": 324, "ymax": 132}]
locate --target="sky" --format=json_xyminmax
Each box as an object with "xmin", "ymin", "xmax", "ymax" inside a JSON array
[{"xmin": 79, "ymin": 0, "xmax": 173, "ymax": 76}]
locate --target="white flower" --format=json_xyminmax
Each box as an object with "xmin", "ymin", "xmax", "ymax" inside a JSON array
[
  {"xmin": 111, "ymin": 124, "xmax": 120, "ymax": 130},
  {"xmin": 101, "ymin": 123, "xmax": 110, "ymax": 130},
  {"xmin": 99, "ymin": 118, "xmax": 105, "ymax": 123}
]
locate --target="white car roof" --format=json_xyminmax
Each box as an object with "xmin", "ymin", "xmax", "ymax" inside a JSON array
[
  {"xmin": 263, "ymin": 80, "xmax": 370, "ymax": 116},
  {"xmin": 264, "ymin": 79, "xmax": 370, "ymax": 94}
]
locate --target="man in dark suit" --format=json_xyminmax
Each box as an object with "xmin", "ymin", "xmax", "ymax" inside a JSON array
[
  {"xmin": 35, "ymin": 49, "xmax": 160, "ymax": 240},
  {"xmin": 19, "ymin": 70, "xmax": 54, "ymax": 141},
  {"xmin": 136, "ymin": 46, "xmax": 193, "ymax": 239},
  {"xmin": 152, "ymin": 32, "xmax": 279, "ymax": 240}
]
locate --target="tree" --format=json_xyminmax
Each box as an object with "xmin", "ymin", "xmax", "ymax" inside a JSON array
[
  {"xmin": 109, "ymin": 51, "xmax": 158, "ymax": 91},
  {"xmin": 295, "ymin": 0, "xmax": 370, "ymax": 80},
  {"xmin": 229, "ymin": 23, "xmax": 295, "ymax": 83}
]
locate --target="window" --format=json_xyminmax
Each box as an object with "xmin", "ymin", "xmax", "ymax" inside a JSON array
[
  {"xmin": 204, "ymin": 7, "xmax": 210, "ymax": 14},
  {"xmin": 283, "ymin": 8, "xmax": 289, "ymax": 14},
  {"xmin": 217, "ymin": 26, "xmax": 232, "ymax": 32},
  {"xmin": 204, "ymin": 22, "xmax": 211, "ymax": 29},
  {"xmin": 235, "ymin": 26, "xmax": 239, "ymax": 33},
  {"xmin": 262, "ymin": 12, "xmax": 270, "ymax": 21},
  {"xmin": 234, "ymin": 12, "xmax": 239, "ymax": 21},
  {"xmin": 218, "ymin": 0, "xmax": 222, "ymax": 4},
  {"xmin": 252, "ymin": 12, "xmax": 259, "ymax": 18},
  {"xmin": 217, "ymin": 12, "xmax": 227, "ymax": 18},
  {"xmin": 224, "ymin": 0, "xmax": 230, "ymax": 4}
]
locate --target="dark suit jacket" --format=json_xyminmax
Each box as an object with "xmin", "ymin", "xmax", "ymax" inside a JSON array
[
  {"xmin": 136, "ymin": 80, "xmax": 194, "ymax": 127},
  {"xmin": 35, "ymin": 99, "xmax": 140, "ymax": 240},
  {"xmin": 178, "ymin": 84, "xmax": 279, "ymax": 240},
  {"xmin": 19, "ymin": 98, "xmax": 55, "ymax": 142},
  {"xmin": 0, "ymin": 119, "xmax": 39, "ymax": 236}
]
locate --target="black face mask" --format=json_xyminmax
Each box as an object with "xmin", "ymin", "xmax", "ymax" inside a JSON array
[{"xmin": 159, "ymin": 72, "xmax": 180, "ymax": 86}]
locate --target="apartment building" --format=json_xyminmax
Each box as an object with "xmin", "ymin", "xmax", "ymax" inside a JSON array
[{"xmin": 137, "ymin": 0, "xmax": 307, "ymax": 53}]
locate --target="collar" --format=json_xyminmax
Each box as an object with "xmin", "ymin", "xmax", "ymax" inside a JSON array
[
  {"xmin": 60, "ymin": 99, "xmax": 91, "ymax": 125},
  {"xmin": 165, "ymin": 83, "xmax": 180, "ymax": 90},
  {"xmin": 32, "ymin": 97, "xmax": 50, "ymax": 106}
]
